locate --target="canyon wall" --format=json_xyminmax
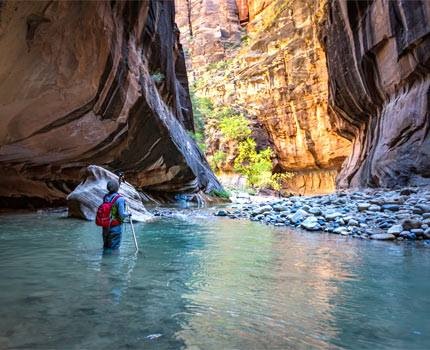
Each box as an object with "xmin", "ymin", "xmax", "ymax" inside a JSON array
[
  {"xmin": 324, "ymin": 0, "xmax": 430, "ymax": 188},
  {"xmin": 176, "ymin": 0, "xmax": 351, "ymax": 195},
  {"xmin": 0, "ymin": 0, "xmax": 222, "ymax": 208}
]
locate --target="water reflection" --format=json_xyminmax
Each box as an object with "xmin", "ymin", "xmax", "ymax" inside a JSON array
[{"xmin": 0, "ymin": 213, "xmax": 429, "ymax": 349}]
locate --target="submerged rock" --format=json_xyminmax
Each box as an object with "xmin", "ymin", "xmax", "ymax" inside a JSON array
[{"xmin": 67, "ymin": 166, "xmax": 152, "ymax": 222}]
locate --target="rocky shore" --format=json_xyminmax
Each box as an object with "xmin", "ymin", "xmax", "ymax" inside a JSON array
[{"xmin": 215, "ymin": 188, "xmax": 430, "ymax": 242}]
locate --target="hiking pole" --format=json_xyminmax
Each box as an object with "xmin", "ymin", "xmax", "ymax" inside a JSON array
[{"xmin": 129, "ymin": 216, "xmax": 139, "ymax": 252}]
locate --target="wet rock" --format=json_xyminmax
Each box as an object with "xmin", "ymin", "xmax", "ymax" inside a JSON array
[
  {"xmin": 416, "ymin": 204, "xmax": 430, "ymax": 213},
  {"xmin": 252, "ymin": 205, "xmax": 272, "ymax": 216},
  {"xmin": 406, "ymin": 233, "xmax": 417, "ymax": 240},
  {"xmin": 308, "ymin": 207, "xmax": 322, "ymax": 216},
  {"xmin": 371, "ymin": 234, "xmax": 396, "ymax": 241},
  {"xmin": 290, "ymin": 209, "xmax": 309, "ymax": 224},
  {"xmin": 301, "ymin": 217, "xmax": 321, "ymax": 231},
  {"xmin": 215, "ymin": 210, "xmax": 229, "ymax": 217},
  {"xmin": 411, "ymin": 229, "xmax": 424, "ymax": 237},
  {"xmin": 381, "ymin": 204, "xmax": 400, "ymax": 212},
  {"xmin": 368, "ymin": 205, "xmax": 382, "ymax": 212},
  {"xmin": 348, "ymin": 219, "xmax": 359, "ymax": 227},
  {"xmin": 67, "ymin": 166, "xmax": 152, "ymax": 222},
  {"xmin": 357, "ymin": 203, "xmax": 371, "ymax": 211},
  {"xmin": 324, "ymin": 212, "xmax": 343, "ymax": 221},
  {"xmin": 402, "ymin": 219, "xmax": 422, "ymax": 231},
  {"xmin": 333, "ymin": 227, "xmax": 348, "ymax": 234},
  {"xmin": 387, "ymin": 225, "xmax": 403, "ymax": 236}
]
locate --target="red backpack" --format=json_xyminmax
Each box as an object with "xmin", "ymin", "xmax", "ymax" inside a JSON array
[{"xmin": 95, "ymin": 194, "xmax": 122, "ymax": 228}]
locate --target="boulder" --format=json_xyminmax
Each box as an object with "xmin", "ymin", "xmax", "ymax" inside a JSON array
[
  {"xmin": 402, "ymin": 219, "xmax": 422, "ymax": 231},
  {"xmin": 290, "ymin": 209, "xmax": 309, "ymax": 224},
  {"xmin": 387, "ymin": 224, "xmax": 403, "ymax": 235},
  {"xmin": 301, "ymin": 216, "xmax": 321, "ymax": 231},
  {"xmin": 324, "ymin": 212, "xmax": 343, "ymax": 221},
  {"xmin": 252, "ymin": 205, "xmax": 273, "ymax": 216},
  {"xmin": 381, "ymin": 204, "xmax": 400, "ymax": 212},
  {"xmin": 357, "ymin": 203, "xmax": 371, "ymax": 211},
  {"xmin": 67, "ymin": 166, "xmax": 152, "ymax": 222}
]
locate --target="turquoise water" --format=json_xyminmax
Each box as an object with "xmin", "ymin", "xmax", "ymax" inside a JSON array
[{"xmin": 0, "ymin": 211, "xmax": 430, "ymax": 349}]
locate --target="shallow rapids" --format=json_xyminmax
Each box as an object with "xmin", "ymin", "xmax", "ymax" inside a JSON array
[{"xmin": 0, "ymin": 211, "xmax": 429, "ymax": 349}]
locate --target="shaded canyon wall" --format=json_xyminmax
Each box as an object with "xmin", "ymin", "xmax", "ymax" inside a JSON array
[
  {"xmin": 324, "ymin": 0, "xmax": 430, "ymax": 189},
  {"xmin": 0, "ymin": 0, "xmax": 222, "ymax": 208}
]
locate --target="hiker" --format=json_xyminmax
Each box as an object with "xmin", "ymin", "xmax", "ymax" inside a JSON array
[{"xmin": 101, "ymin": 180, "xmax": 131, "ymax": 250}]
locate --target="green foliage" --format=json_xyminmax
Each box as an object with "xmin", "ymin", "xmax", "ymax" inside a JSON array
[
  {"xmin": 233, "ymin": 138, "xmax": 292, "ymax": 190},
  {"xmin": 190, "ymin": 86, "xmax": 213, "ymax": 138},
  {"xmin": 219, "ymin": 113, "xmax": 251, "ymax": 140},
  {"xmin": 270, "ymin": 172, "xmax": 294, "ymax": 191},
  {"xmin": 208, "ymin": 150, "xmax": 227, "ymax": 172},
  {"xmin": 234, "ymin": 138, "xmax": 274, "ymax": 188},
  {"xmin": 209, "ymin": 189, "xmax": 231, "ymax": 198},
  {"xmin": 206, "ymin": 60, "xmax": 233, "ymax": 71}
]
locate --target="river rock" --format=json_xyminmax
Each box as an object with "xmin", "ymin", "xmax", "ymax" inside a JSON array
[
  {"xmin": 370, "ymin": 234, "xmax": 396, "ymax": 241},
  {"xmin": 308, "ymin": 207, "xmax": 322, "ymax": 216},
  {"xmin": 324, "ymin": 212, "xmax": 343, "ymax": 221},
  {"xmin": 387, "ymin": 224, "xmax": 403, "ymax": 235},
  {"xmin": 252, "ymin": 205, "xmax": 273, "ymax": 216},
  {"xmin": 301, "ymin": 217, "xmax": 321, "ymax": 231},
  {"xmin": 215, "ymin": 210, "xmax": 229, "ymax": 217},
  {"xmin": 368, "ymin": 205, "xmax": 382, "ymax": 212},
  {"xmin": 348, "ymin": 219, "xmax": 359, "ymax": 227},
  {"xmin": 333, "ymin": 227, "xmax": 348, "ymax": 234},
  {"xmin": 411, "ymin": 229, "xmax": 424, "ymax": 237},
  {"xmin": 273, "ymin": 204, "xmax": 289, "ymax": 212},
  {"xmin": 416, "ymin": 204, "xmax": 430, "ymax": 213},
  {"xmin": 357, "ymin": 203, "xmax": 371, "ymax": 211},
  {"xmin": 67, "ymin": 165, "xmax": 152, "ymax": 222},
  {"xmin": 290, "ymin": 209, "xmax": 309, "ymax": 224},
  {"xmin": 402, "ymin": 219, "xmax": 422, "ymax": 231},
  {"xmin": 381, "ymin": 204, "xmax": 400, "ymax": 212}
]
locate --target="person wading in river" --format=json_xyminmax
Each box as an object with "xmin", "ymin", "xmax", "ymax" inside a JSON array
[{"xmin": 100, "ymin": 180, "xmax": 131, "ymax": 251}]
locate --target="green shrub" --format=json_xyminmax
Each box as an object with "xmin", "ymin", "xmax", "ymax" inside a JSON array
[
  {"xmin": 219, "ymin": 113, "xmax": 251, "ymax": 140},
  {"xmin": 209, "ymin": 189, "xmax": 231, "ymax": 198}
]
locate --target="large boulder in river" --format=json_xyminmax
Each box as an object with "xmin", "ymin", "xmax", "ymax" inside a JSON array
[{"xmin": 67, "ymin": 166, "xmax": 152, "ymax": 222}]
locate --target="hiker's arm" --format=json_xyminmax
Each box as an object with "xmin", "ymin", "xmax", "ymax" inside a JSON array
[{"xmin": 117, "ymin": 197, "xmax": 131, "ymax": 218}]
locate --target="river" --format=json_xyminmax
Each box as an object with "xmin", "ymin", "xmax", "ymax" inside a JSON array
[{"xmin": 0, "ymin": 211, "xmax": 429, "ymax": 349}]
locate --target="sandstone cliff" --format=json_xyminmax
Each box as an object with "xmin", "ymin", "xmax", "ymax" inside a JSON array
[
  {"xmin": 0, "ymin": 0, "xmax": 222, "ymax": 209},
  {"xmin": 176, "ymin": 0, "xmax": 351, "ymax": 195},
  {"xmin": 324, "ymin": 0, "xmax": 430, "ymax": 188}
]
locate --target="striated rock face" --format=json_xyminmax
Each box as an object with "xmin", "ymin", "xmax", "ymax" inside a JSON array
[
  {"xmin": 324, "ymin": 0, "xmax": 430, "ymax": 188},
  {"xmin": 177, "ymin": 0, "xmax": 351, "ymax": 195},
  {"xmin": 175, "ymin": 0, "xmax": 242, "ymax": 72},
  {"xmin": 0, "ymin": 0, "xmax": 222, "ymax": 208}
]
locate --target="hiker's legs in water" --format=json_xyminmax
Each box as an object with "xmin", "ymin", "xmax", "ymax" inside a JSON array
[{"xmin": 102, "ymin": 225, "xmax": 123, "ymax": 251}]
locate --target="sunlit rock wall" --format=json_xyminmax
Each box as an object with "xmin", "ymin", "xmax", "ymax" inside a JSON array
[
  {"xmin": 175, "ymin": 0, "xmax": 242, "ymax": 75},
  {"xmin": 324, "ymin": 0, "xmax": 430, "ymax": 188},
  {"xmin": 0, "ymin": 0, "xmax": 222, "ymax": 208},
  {"xmin": 176, "ymin": 0, "xmax": 351, "ymax": 195}
]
